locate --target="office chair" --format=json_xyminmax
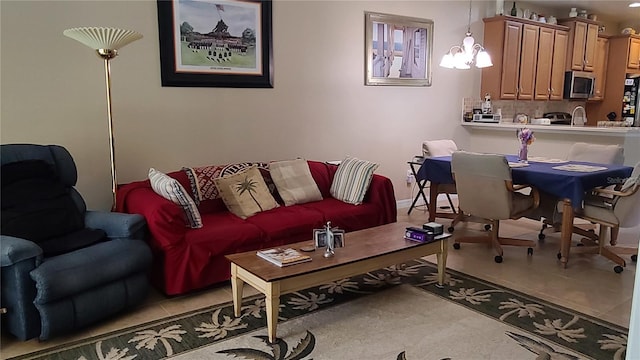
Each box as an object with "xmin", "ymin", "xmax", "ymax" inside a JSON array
[
  {"xmin": 451, "ymin": 151, "xmax": 540, "ymax": 263},
  {"xmin": 535, "ymin": 142, "xmax": 624, "ymax": 241},
  {"xmin": 572, "ymin": 161, "xmax": 640, "ymax": 273}
]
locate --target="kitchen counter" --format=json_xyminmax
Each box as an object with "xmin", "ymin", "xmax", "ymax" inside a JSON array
[
  {"xmin": 461, "ymin": 122, "xmax": 640, "ymax": 166},
  {"xmin": 462, "ymin": 122, "xmax": 640, "ymax": 136}
]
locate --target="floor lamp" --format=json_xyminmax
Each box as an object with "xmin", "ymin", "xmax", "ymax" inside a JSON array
[{"xmin": 63, "ymin": 27, "xmax": 143, "ymax": 210}]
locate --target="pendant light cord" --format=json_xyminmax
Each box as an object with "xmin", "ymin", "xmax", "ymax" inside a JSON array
[{"xmin": 467, "ymin": 0, "xmax": 472, "ymax": 34}]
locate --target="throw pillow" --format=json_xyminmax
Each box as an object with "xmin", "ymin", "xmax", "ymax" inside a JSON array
[
  {"xmin": 269, "ymin": 158, "xmax": 323, "ymax": 206},
  {"xmin": 214, "ymin": 166, "xmax": 279, "ymax": 219},
  {"xmin": 148, "ymin": 168, "xmax": 203, "ymax": 228},
  {"xmin": 330, "ymin": 157, "xmax": 379, "ymax": 205},
  {"xmin": 183, "ymin": 162, "xmax": 280, "ymax": 202}
]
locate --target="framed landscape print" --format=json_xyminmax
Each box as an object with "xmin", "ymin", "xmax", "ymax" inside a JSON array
[
  {"xmin": 157, "ymin": 0, "xmax": 273, "ymax": 88},
  {"xmin": 364, "ymin": 11, "xmax": 434, "ymax": 86}
]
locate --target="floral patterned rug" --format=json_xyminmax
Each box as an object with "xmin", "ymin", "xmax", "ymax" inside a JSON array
[{"xmin": 8, "ymin": 259, "xmax": 628, "ymax": 360}]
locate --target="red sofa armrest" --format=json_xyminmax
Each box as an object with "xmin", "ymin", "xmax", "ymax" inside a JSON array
[
  {"xmin": 117, "ymin": 182, "xmax": 188, "ymax": 250},
  {"xmin": 365, "ymin": 173, "xmax": 397, "ymax": 224}
]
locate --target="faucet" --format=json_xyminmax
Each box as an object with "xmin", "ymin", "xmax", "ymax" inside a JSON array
[{"xmin": 571, "ymin": 106, "xmax": 586, "ymax": 127}]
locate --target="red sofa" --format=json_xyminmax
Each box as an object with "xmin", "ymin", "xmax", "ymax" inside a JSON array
[{"xmin": 116, "ymin": 160, "xmax": 397, "ymax": 295}]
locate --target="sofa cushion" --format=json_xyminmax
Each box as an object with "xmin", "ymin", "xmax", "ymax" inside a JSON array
[
  {"xmin": 245, "ymin": 205, "xmax": 325, "ymax": 244},
  {"xmin": 214, "ymin": 166, "xmax": 279, "ymax": 219},
  {"xmin": 270, "ymin": 159, "xmax": 323, "ymax": 206},
  {"xmin": 148, "ymin": 168, "xmax": 203, "ymax": 228},
  {"xmin": 186, "ymin": 212, "xmax": 266, "ymax": 255},
  {"xmin": 330, "ymin": 157, "xmax": 379, "ymax": 205},
  {"xmin": 301, "ymin": 198, "xmax": 383, "ymax": 232},
  {"xmin": 184, "ymin": 162, "xmax": 280, "ymax": 203}
]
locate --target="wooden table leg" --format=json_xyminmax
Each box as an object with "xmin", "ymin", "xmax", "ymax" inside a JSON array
[
  {"xmin": 560, "ymin": 199, "xmax": 574, "ymax": 268},
  {"xmin": 265, "ymin": 281, "xmax": 281, "ymax": 343},
  {"xmin": 429, "ymin": 183, "xmax": 439, "ymax": 222},
  {"xmin": 230, "ymin": 263, "xmax": 244, "ymax": 317},
  {"xmin": 436, "ymin": 239, "xmax": 448, "ymax": 287}
]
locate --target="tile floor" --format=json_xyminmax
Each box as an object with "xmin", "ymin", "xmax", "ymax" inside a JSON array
[{"xmin": 1, "ymin": 205, "xmax": 638, "ymax": 358}]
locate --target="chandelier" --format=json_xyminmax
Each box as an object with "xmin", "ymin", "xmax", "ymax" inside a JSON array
[{"xmin": 440, "ymin": 0, "xmax": 492, "ymax": 69}]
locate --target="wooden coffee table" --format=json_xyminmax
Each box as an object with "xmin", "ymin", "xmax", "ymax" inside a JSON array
[{"xmin": 225, "ymin": 221, "xmax": 449, "ymax": 343}]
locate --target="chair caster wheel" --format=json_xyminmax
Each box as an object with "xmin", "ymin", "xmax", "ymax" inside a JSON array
[
  {"xmin": 448, "ymin": 226, "xmax": 455, "ymax": 233},
  {"xmin": 527, "ymin": 248, "xmax": 533, "ymax": 256},
  {"xmin": 538, "ymin": 233, "xmax": 545, "ymax": 240},
  {"xmin": 632, "ymin": 254, "xmax": 637, "ymax": 262},
  {"xmin": 557, "ymin": 252, "xmax": 562, "ymax": 260},
  {"xmin": 494, "ymin": 255, "xmax": 503, "ymax": 263},
  {"xmin": 453, "ymin": 243, "xmax": 461, "ymax": 250},
  {"xmin": 614, "ymin": 266, "xmax": 624, "ymax": 273},
  {"xmin": 484, "ymin": 224, "xmax": 491, "ymax": 231}
]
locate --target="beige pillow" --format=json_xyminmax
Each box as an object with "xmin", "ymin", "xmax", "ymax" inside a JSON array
[
  {"xmin": 214, "ymin": 166, "xmax": 279, "ymax": 219},
  {"xmin": 269, "ymin": 159, "xmax": 323, "ymax": 206}
]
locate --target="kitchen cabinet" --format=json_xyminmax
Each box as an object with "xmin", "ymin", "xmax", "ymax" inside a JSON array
[
  {"xmin": 627, "ymin": 37, "xmax": 640, "ymax": 70},
  {"xmin": 559, "ymin": 18, "xmax": 599, "ymax": 72},
  {"xmin": 518, "ymin": 24, "xmax": 539, "ymax": 100},
  {"xmin": 586, "ymin": 34, "xmax": 639, "ymax": 125},
  {"xmin": 550, "ymin": 30, "xmax": 569, "ymax": 100},
  {"xmin": 481, "ymin": 16, "xmax": 568, "ymax": 101},
  {"xmin": 589, "ymin": 36, "xmax": 609, "ymax": 101},
  {"xmin": 535, "ymin": 28, "xmax": 568, "ymax": 100}
]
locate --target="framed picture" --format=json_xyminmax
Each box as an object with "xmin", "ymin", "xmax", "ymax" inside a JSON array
[
  {"xmin": 157, "ymin": 0, "xmax": 273, "ymax": 88},
  {"xmin": 313, "ymin": 228, "xmax": 345, "ymax": 248},
  {"xmin": 364, "ymin": 11, "xmax": 434, "ymax": 86}
]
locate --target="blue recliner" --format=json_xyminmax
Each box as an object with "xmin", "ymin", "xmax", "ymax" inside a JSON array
[{"xmin": 1, "ymin": 144, "xmax": 152, "ymax": 340}]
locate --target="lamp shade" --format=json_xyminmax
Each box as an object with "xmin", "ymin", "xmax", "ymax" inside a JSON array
[
  {"xmin": 475, "ymin": 50, "xmax": 493, "ymax": 68},
  {"xmin": 63, "ymin": 27, "xmax": 142, "ymax": 51}
]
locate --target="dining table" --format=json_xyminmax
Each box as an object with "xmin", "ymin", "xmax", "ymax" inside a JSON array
[{"xmin": 417, "ymin": 154, "xmax": 634, "ymax": 268}]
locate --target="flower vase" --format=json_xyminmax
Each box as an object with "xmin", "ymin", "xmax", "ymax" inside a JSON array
[{"xmin": 518, "ymin": 143, "xmax": 528, "ymax": 163}]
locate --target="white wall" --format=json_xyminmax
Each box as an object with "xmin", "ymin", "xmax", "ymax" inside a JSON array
[{"xmin": 0, "ymin": 0, "xmax": 487, "ymax": 210}]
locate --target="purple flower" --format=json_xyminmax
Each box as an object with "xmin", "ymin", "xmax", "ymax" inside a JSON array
[{"xmin": 517, "ymin": 128, "xmax": 535, "ymax": 145}]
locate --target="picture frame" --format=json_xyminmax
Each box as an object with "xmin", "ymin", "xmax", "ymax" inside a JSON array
[
  {"xmin": 157, "ymin": 0, "xmax": 273, "ymax": 88},
  {"xmin": 313, "ymin": 228, "xmax": 345, "ymax": 248},
  {"xmin": 364, "ymin": 11, "xmax": 434, "ymax": 87}
]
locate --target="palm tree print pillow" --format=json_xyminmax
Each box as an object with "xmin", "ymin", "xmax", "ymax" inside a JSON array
[{"xmin": 214, "ymin": 166, "xmax": 279, "ymax": 219}]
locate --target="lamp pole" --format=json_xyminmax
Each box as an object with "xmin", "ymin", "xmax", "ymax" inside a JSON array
[{"xmin": 98, "ymin": 49, "xmax": 118, "ymax": 209}]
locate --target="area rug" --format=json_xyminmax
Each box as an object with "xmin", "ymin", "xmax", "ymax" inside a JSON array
[{"xmin": 9, "ymin": 260, "xmax": 628, "ymax": 360}]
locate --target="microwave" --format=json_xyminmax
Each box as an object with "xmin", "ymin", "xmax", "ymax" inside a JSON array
[{"xmin": 564, "ymin": 71, "xmax": 595, "ymax": 99}]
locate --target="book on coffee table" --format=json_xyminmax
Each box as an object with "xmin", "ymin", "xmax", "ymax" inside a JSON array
[{"xmin": 257, "ymin": 248, "xmax": 312, "ymax": 267}]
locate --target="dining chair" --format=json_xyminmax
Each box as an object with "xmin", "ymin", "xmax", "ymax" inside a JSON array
[
  {"xmin": 418, "ymin": 139, "xmax": 458, "ymax": 217},
  {"xmin": 571, "ymin": 161, "xmax": 640, "ymax": 273},
  {"xmin": 535, "ymin": 142, "xmax": 625, "ymax": 241},
  {"xmin": 451, "ymin": 151, "xmax": 539, "ymax": 263}
]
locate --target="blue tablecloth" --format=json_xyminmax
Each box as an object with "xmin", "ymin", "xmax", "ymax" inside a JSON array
[{"xmin": 418, "ymin": 155, "xmax": 633, "ymax": 206}]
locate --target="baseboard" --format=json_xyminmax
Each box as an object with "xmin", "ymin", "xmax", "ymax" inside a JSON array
[{"xmin": 397, "ymin": 194, "xmax": 457, "ymax": 209}]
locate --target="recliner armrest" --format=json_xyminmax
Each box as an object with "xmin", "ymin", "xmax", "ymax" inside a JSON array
[
  {"xmin": 84, "ymin": 211, "xmax": 147, "ymax": 241},
  {"xmin": 0, "ymin": 235, "xmax": 43, "ymax": 267}
]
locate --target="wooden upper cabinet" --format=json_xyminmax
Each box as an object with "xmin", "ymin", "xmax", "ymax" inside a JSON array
[
  {"xmin": 590, "ymin": 36, "xmax": 609, "ymax": 101},
  {"xmin": 628, "ymin": 37, "xmax": 640, "ymax": 70},
  {"xmin": 560, "ymin": 18, "xmax": 599, "ymax": 72},
  {"xmin": 481, "ymin": 16, "xmax": 570, "ymax": 101},
  {"xmin": 499, "ymin": 21, "xmax": 524, "ymax": 99},
  {"xmin": 550, "ymin": 30, "xmax": 568, "ymax": 100},
  {"xmin": 535, "ymin": 27, "xmax": 554, "ymax": 100},
  {"xmin": 518, "ymin": 24, "xmax": 539, "ymax": 100}
]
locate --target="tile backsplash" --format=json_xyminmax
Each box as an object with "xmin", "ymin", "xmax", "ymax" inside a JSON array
[{"xmin": 462, "ymin": 98, "xmax": 587, "ymax": 123}]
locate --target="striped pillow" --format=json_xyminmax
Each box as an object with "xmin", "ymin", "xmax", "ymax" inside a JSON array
[
  {"xmin": 330, "ymin": 157, "xmax": 379, "ymax": 205},
  {"xmin": 148, "ymin": 168, "xmax": 203, "ymax": 228}
]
